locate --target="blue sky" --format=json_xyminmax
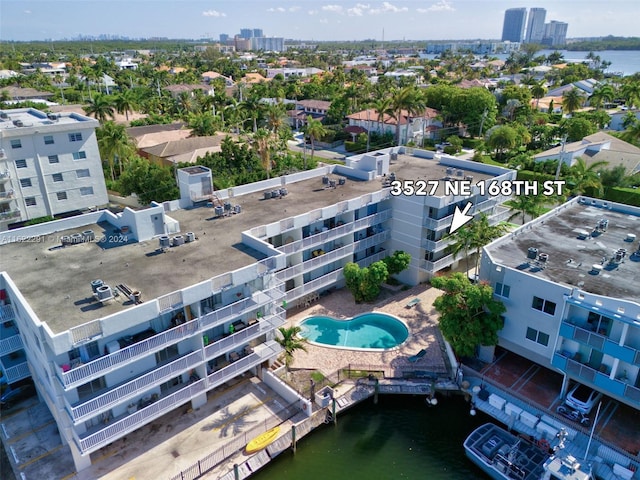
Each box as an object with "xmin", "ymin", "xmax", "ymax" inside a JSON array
[{"xmin": 2, "ymin": 0, "xmax": 639, "ymax": 42}]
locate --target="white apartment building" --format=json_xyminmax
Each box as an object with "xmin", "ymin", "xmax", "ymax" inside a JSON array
[
  {"xmin": 0, "ymin": 108, "xmax": 108, "ymax": 230},
  {"xmin": 0, "ymin": 147, "xmax": 514, "ymax": 472},
  {"xmin": 481, "ymin": 197, "xmax": 640, "ymax": 412}
]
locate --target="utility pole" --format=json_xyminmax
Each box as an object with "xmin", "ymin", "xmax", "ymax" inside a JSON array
[
  {"xmin": 478, "ymin": 108, "xmax": 488, "ymax": 137},
  {"xmin": 555, "ymin": 134, "xmax": 568, "ymax": 180},
  {"xmin": 366, "ymin": 109, "xmax": 371, "ymax": 153}
]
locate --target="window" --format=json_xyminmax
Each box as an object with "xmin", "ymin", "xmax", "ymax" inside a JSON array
[
  {"xmin": 52, "ymin": 173, "xmax": 63, "ymax": 182},
  {"xmin": 10, "ymin": 139, "xmax": 22, "ymax": 149},
  {"xmin": 73, "ymin": 151, "xmax": 87, "ymax": 160},
  {"xmin": 25, "ymin": 197, "xmax": 36, "ymax": 206},
  {"xmin": 532, "ymin": 296, "xmax": 556, "ymax": 315},
  {"xmin": 68, "ymin": 132, "xmax": 83, "ymax": 142},
  {"xmin": 495, "ymin": 282, "xmax": 510, "ymax": 298},
  {"xmin": 15, "ymin": 159, "xmax": 27, "ymax": 168},
  {"xmin": 44, "ymin": 135, "xmax": 54, "ymax": 145},
  {"xmin": 56, "ymin": 191, "xmax": 67, "ymax": 200},
  {"xmin": 526, "ymin": 327, "xmax": 550, "ymax": 346},
  {"xmin": 48, "ymin": 155, "xmax": 59, "ymax": 164},
  {"xmin": 20, "ymin": 178, "xmax": 32, "ymax": 188},
  {"xmin": 80, "ymin": 186, "xmax": 94, "ymax": 196},
  {"xmin": 76, "ymin": 169, "xmax": 90, "ymax": 178}
]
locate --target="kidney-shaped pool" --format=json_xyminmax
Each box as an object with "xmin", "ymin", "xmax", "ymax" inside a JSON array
[{"xmin": 299, "ymin": 312, "xmax": 408, "ymax": 350}]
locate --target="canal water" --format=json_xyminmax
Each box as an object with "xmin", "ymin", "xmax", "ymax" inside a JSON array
[{"xmin": 252, "ymin": 394, "xmax": 490, "ymax": 480}]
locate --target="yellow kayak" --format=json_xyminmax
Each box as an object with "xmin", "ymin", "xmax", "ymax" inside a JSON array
[{"xmin": 246, "ymin": 426, "xmax": 280, "ymax": 454}]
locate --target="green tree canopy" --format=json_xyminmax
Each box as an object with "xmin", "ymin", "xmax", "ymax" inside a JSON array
[
  {"xmin": 382, "ymin": 250, "xmax": 411, "ymax": 276},
  {"xmin": 431, "ymin": 273, "xmax": 506, "ymax": 358},
  {"xmin": 275, "ymin": 326, "xmax": 307, "ymax": 372},
  {"xmin": 561, "ymin": 116, "xmax": 597, "ymax": 141},
  {"xmin": 117, "ymin": 156, "xmax": 179, "ymax": 204}
]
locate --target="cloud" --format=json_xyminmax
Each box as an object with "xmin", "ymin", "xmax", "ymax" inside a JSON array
[
  {"xmin": 24, "ymin": 9, "xmax": 32, "ymax": 14},
  {"xmin": 202, "ymin": 9, "xmax": 226, "ymax": 17},
  {"xmin": 347, "ymin": 3, "xmax": 370, "ymax": 16},
  {"xmin": 417, "ymin": 0, "xmax": 455, "ymax": 13},
  {"xmin": 369, "ymin": 2, "xmax": 408, "ymax": 15},
  {"xmin": 289, "ymin": 6, "xmax": 301, "ymax": 12},
  {"xmin": 321, "ymin": 5, "xmax": 343, "ymax": 14},
  {"xmin": 308, "ymin": 9, "xmax": 319, "ymax": 15},
  {"xmin": 267, "ymin": 7, "xmax": 286, "ymax": 12}
]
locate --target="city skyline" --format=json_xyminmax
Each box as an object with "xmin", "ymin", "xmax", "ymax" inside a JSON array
[{"xmin": 1, "ymin": 0, "xmax": 639, "ymax": 43}]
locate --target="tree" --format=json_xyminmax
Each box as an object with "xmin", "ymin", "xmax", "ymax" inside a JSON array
[
  {"xmin": 621, "ymin": 111, "xmax": 638, "ymax": 130},
  {"xmin": 117, "ymin": 156, "xmax": 179, "ymax": 204},
  {"xmin": 451, "ymin": 214, "xmax": 508, "ymax": 276},
  {"xmin": 113, "ymin": 88, "xmax": 137, "ymax": 121},
  {"xmin": 531, "ymin": 81, "xmax": 547, "ymax": 109},
  {"xmin": 431, "ymin": 273, "xmax": 506, "ymax": 358},
  {"xmin": 621, "ymin": 121, "xmax": 640, "ymax": 146},
  {"xmin": 561, "ymin": 116, "xmax": 597, "ymax": 141},
  {"xmin": 302, "ymin": 116, "xmax": 328, "ymax": 167},
  {"xmin": 390, "ymin": 86, "xmax": 421, "ymax": 145},
  {"xmin": 252, "ymin": 128, "xmax": 273, "ymax": 179},
  {"xmin": 275, "ymin": 326, "xmax": 307, "ymax": 373},
  {"xmin": 562, "ymin": 88, "xmax": 583, "ymax": 115},
  {"xmin": 83, "ymin": 94, "xmax": 115, "ymax": 123},
  {"xmin": 507, "ymin": 188, "xmax": 554, "ymax": 224},
  {"xmin": 565, "ymin": 157, "xmax": 608, "ymax": 196},
  {"xmin": 343, "ymin": 261, "xmax": 389, "ymax": 303},
  {"xmin": 97, "ymin": 121, "xmax": 134, "ymax": 180},
  {"xmin": 588, "ymin": 84, "xmax": 615, "ymax": 109},
  {"xmin": 449, "ymin": 225, "xmax": 476, "ymax": 274},
  {"xmin": 620, "ymin": 81, "xmax": 640, "ymax": 109},
  {"xmin": 485, "ymin": 125, "xmax": 517, "ymax": 161},
  {"xmin": 382, "ymin": 250, "xmax": 411, "ymax": 276}
]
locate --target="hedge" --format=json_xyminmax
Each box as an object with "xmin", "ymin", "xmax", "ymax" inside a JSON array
[{"xmin": 603, "ymin": 187, "xmax": 640, "ymax": 207}]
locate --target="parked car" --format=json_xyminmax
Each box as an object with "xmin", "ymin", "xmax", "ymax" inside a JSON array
[
  {"xmin": 556, "ymin": 403, "xmax": 591, "ymax": 426},
  {"xmin": 0, "ymin": 383, "xmax": 35, "ymax": 408},
  {"xmin": 565, "ymin": 383, "xmax": 602, "ymax": 414}
]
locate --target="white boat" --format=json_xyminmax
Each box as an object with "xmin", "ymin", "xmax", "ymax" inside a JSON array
[{"xmin": 464, "ymin": 423, "xmax": 592, "ymax": 480}]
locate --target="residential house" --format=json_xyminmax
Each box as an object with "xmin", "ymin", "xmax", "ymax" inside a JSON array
[
  {"xmin": 534, "ymin": 132, "xmax": 640, "ymax": 173},
  {"xmin": 265, "ymin": 68, "xmax": 324, "ymax": 79},
  {"xmin": 201, "ymin": 71, "xmax": 235, "ymax": 87},
  {"xmin": 347, "ymin": 107, "xmax": 442, "ymax": 145},
  {"xmin": 139, "ymin": 135, "xmax": 228, "ymax": 167},
  {"xmin": 126, "ymin": 123, "xmax": 190, "ymax": 149},
  {"xmin": 288, "ymin": 100, "xmax": 332, "ymax": 129}
]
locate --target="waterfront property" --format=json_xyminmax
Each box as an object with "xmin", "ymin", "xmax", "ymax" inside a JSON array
[
  {"xmin": 0, "ymin": 146, "xmax": 514, "ymax": 473},
  {"xmin": 480, "ymin": 197, "xmax": 640, "ymax": 414}
]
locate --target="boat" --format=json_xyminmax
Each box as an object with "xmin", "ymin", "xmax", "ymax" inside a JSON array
[
  {"xmin": 464, "ymin": 423, "xmax": 592, "ymax": 480},
  {"xmin": 245, "ymin": 426, "xmax": 280, "ymax": 454}
]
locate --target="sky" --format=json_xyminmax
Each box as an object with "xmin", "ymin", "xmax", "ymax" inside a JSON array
[{"xmin": 1, "ymin": 0, "xmax": 639, "ymax": 42}]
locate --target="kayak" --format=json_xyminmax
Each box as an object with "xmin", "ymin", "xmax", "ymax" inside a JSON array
[{"xmin": 246, "ymin": 426, "xmax": 281, "ymax": 454}]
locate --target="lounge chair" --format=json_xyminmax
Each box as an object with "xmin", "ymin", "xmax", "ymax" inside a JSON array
[
  {"xmin": 406, "ymin": 298, "xmax": 421, "ymax": 308},
  {"xmin": 408, "ymin": 349, "xmax": 427, "ymax": 362}
]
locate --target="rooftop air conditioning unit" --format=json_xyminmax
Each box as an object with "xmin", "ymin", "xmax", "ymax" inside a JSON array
[
  {"xmin": 0, "ymin": 112, "xmax": 8, "ymax": 119},
  {"xmin": 13, "ymin": 120, "xmax": 23, "ymax": 127}
]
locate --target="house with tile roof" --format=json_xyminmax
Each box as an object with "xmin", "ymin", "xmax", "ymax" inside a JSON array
[
  {"xmin": 139, "ymin": 135, "xmax": 229, "ymax": 167},
  {"xmin": 347, "ymin": 107, "xmax": 441, "ymax": 145}
]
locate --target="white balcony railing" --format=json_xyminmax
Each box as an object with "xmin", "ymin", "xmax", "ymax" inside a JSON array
[
  {"xmin": 285, "ymin": 270, "xmax": 343, "ymax": 304},
  {"xmin": 57, "ymin": 285, "xmax": 284, "ymax": 389},
  {"xmin": 0, "ymin": 304, "xmax": 16, "ymax": 322},
  {"xmin": 423, "ymin": 195, "xmax": 511, "ymax": 230},
  {"xmin": 0, "ymin": 333, "xmax": 23, "ymax": 356},
  {"xmin": 66, "ymin": 350, "xmax": 205, "ymax": 424},
  {"xmin": 4, "ymin": 361, "xmax": 30, "ymax": 383},
  {"xmin": 75, "ymin": 340, "xmax": 282, "ymax": 455},
  {"xmin": 421, "ymin": 254, "xmax": 456, "ymax": 273},
  {"xmin": 0, "ymin": 209, "xmax": 20, "ymax": 221}
]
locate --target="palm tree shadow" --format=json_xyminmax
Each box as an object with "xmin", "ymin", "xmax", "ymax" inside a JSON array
[{"xmin": 201, "ymin": 405, "xmax": 257, "ymax": 438}]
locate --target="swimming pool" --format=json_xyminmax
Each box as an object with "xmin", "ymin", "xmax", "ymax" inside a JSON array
[{"xmin": 299, "ymin": 312, "xmax": 408, "ymax": 350}]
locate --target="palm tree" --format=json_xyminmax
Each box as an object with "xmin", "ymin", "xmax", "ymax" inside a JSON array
[
  {"xmin": 240, "ymin": 97, "xmax": 263, "ymax": 133},
  {"xmin": 84, "ymin": 94, "xmax": 115, "ymax": 123},
  {"xmin": 588, "ymin": 84, "xmax": 615, "ymax": 110},
  {"xmin": 562, "ymin": 88, "xmax": 583, "ymax": 115},
  {"xmin": 275, "ymin": 326, "xmax": 307, "ymax": 373},
  {"xmin": 252, "ymin": 128, "xmax": 273, "ymax": 178},
  {"xmin": 565, "ymin": 157, "xmax": 609, "ymax": 196},
  {"xmin": 507, "ymin": 189, "xmax": 553, "ymax": 225},
  {"xmin": 370, "ymin": 97, "xmax": 393, "ymax": 136},
  {"xmin": 97, "ymin": 121, "xmax": 134, "ymax": 181},
  {"xmin": 303, "ymin": 116, "xmax": 328, "ymax": 167},
  {"xmin": 264, "ymin": 103, "xmax": 286, "ymax": 136},
  {"xmin": 467, "ymin": 214, "xmax": 508, "ymax": 276},
  {"xmin": 449, "ymin": 224, "xmax": 476, "ymax": 274},
  {"xmin": 620, "ymin": 82, "xmax": 640, "ymax": 109},
  {"xmin": 113, "ymin": 88, "xmax": 137, "ymax": 122},
  {"xmin": 390, "ymin": 86, "xmax": 421, "ymax": 146},
  {"xmin": 621, "ymin": 121, "xmax": 640, "ymax": 146},
  {"xmin": 531, "ymin": 81, "xmax": 547, "ymax": 110},
  {"xmin": 621, "ymin": 111, "xmax": 638, "ymax": 130}
]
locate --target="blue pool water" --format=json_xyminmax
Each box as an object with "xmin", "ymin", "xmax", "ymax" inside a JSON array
[{"xmin": 299, "ymin": 313, "xmax": 408, "ymax": 349}]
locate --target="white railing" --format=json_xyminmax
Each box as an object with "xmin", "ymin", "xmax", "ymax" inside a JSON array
[
  {"xmin": 198, "ymin": 289, "xmax": 279, "ymax": 332},
  {"xmin": 206, "ymin": 340, "xmax": 282, "ymax": 387},
  {"xmin": 76, "ymin": 379, "xmax": 207, "ymax": 454},
  {"xmin": 356, "ymin": 251, "xmax": 388, "ymax": 268},
  {"xmin": 0, "ymin": 333, "xmax": 23, "ymax": 356},
  {"xmin": 67, "ymin": 350, "xmax": 205, "ymax": 423},
  {"xmin": 285, "ymin": 270, "xmax": 343, "ymax": 303},
  {"xmin": 4, "ymin": 362, "xmax": 30, "ymax": 383},
  {"xmin": 423, "ymin": 195, "xmax": 511, "ymax": 230},
  {"xmin": 278, "ymin": 209, "xmax": 392, "ymax": 255},
  {"xmin": 203, "ymin": 309, "xmax": 285, "ymax": 360},
  {"xmin": 0, "ymin": 304, "xmax": 16, "ymax": 321},
  {"xmin": 276, "ymin": 244, "xmax": 355, "ymax": 282},
  {"xmin": 0, "ymin": 209, "xmax": 20, "ymax": 221},
  {"xmin": 0, "ymin": 171, "xmax": 10, "ymax": 180},
  {"xmin": 0, "ymin": 190, "xmax": 14, "ymax": 199},
  {"xmin": 423, "ymin": 236, "xmax": 456, "ymax": 252},
  {"xmin": 422, "ymin": 254, "xmax": 456, "ymax": 272},
  {"xmin": 158, "ymin": 291, "xmax": 183, "ymax": 313},
  {"xmin": 70, "ymin": 320, "xmax": 102, "ymax": 346},
  {"xmin": 58, "ymin": 321, "xmax": 200, "ymax": 389}
]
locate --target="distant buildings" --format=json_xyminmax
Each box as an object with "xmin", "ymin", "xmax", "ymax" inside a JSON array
[
  {"xmin": 502, "ymin": 8, "xmax": 527, "ymax": 42},
  {"xmin": 525, "ymin": 7, "xmax": 546, "ymax": 44},
  {"xmin": 424, "ymin": 41, "xmax": 520, "ymax": 55},
  {"xmin": 503, "ymin": 7, "xmax": 568, "ymax": 47}
]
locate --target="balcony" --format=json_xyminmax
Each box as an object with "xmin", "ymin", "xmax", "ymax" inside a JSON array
[
  {"xmin": 65, "ymin": 350, "xmax": 204, "ymax": 424},
  {"xmin": 57, "ymin": 286, "xmax": 284, "ymax": 389},
  {"xmin": 0, "ymin": 190, "xmax": 14, "ymax": 202},
  {"xmin": 423, "ymin": 194, "xmax": 511, "ymax": 230},
  {"xmin": 278, "ymin": 209, "xmax": 392, "ymax": 255},
  {"xmin": 74, "ymin": 340, "xmax": 282, "ymax": 455},
  {"xmin": 421, "ymin": 253, "xmax": 455, "ymax": 273},
  {"xmin": 0, "ymin": 171, "xmax": 10, "ymax": 182},
  {"xmin": 284, "ymin": 269, "xmax": 343, "ymax": 304},
  {"xmin": 0, "ymin": 209, "xmax": 20, "ymax": 222},
  {"xmin": 0, "ymin": 329, "xmax": 23, "ymax": 356},
  {"xmin": 560, "ymin": 320, "xmax": 640, "ymax": 365},
  {"xmin": 423, "ymin": 236, "xmax": 456, "ymax": 252}
]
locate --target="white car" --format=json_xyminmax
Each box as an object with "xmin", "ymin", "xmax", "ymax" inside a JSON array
[{"xmin": 565, "ymin": 383, "xmax": 602, "ymax": 414}]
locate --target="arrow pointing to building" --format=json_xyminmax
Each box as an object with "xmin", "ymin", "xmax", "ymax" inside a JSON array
[{"xmin": 449, "ymin": 202, "xmax": 474, "ymax": 234}]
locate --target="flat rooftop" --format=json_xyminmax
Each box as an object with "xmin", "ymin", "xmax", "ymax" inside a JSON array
[
  {"xmin": 486, "ymin": 201, "xmax": 640, "ymax": 303},
  {"xmin": 0, "ymin": 107, "xmax": 96, "ymax": 131},
  {"xmin": 1, "ymin": 153, "xmax": 507, "ymax": 333}
]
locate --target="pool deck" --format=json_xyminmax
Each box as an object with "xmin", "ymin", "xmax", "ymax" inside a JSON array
[{"xmin": 286, "ymin": 286, "xmax": 449, "ymax": 378}]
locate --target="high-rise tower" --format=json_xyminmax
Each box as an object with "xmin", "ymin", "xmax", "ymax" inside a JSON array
[
  {"xmin": 501, "ymin": 8, "xmax": 527, "ymax": 42},
  {"xmin": 525, "ymin": 8, "xmax": 546, "ymax": 43}
]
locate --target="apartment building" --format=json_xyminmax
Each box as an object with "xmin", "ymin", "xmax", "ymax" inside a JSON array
[
  {"xmin": 0, "ymin": 147, "xmax": 514, "ymax": 471},
  {"xmin": 0, "ymin": 108, "xmax": 108, "ymax": 230},
  {"xmin": 501, "ymin": 8, "xmax": 527, "ymax": 43},
  {"xmin": 481, "ymin": 197, "xmax": 640, "ymax": 412}
]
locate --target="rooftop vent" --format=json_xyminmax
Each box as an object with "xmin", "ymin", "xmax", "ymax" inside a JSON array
[
  {"xmin": 12, "ymin": 119, "xmax": 23, "ymax": 127},
  {"xmin": 445, "ymin": 167, "xmax": 454, "ymax": 175},
  {"xmin": 527, "ymin": 247, "xmax": 538, "ymax": 259},
  {"xmin": 538, "ymin": 252, "xmax": 549, "ymax": 263},
  {"xmin": 456, "ymin": 169, "xmax": 464, "ymax": 177},
  {"xmin": 390, "ymin": 152, "xmax": 398, "ymax": 161},
  {"xmin": 0, "ymin": 112, "xmax": 8, "ymax": 119},
  {"xmin": 159, "ymin": 235, "xmax": 170, "ymax": 249},
  {"xmin": 46, "ymin": 113, "xmax": 58, "ymax": 121},
  {"xmin": 172, "ymin": 235, "xmax": 185, "ymax": 246}
]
